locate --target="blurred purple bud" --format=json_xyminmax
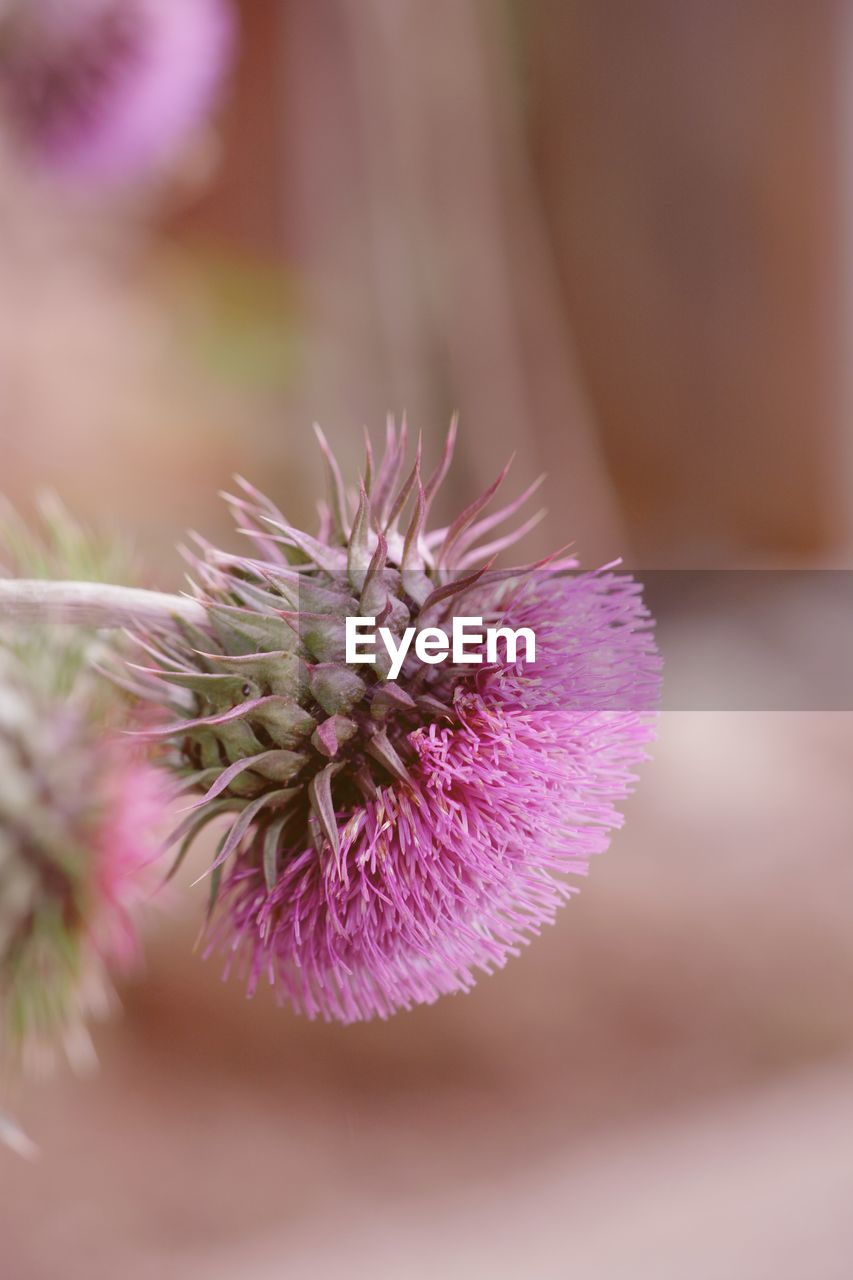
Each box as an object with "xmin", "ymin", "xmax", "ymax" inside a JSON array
[{"xmin": 0, "ymin": 0, "xmax": 236, "ymax": 187}]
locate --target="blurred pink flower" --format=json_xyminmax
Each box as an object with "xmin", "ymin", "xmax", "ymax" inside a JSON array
[
  {"xmin": 91, "ymin": 745, "xmax": 172, "ymax": 976},
  {"xmin": 0, "ymin": 0, "xmax": 235, "ymax": 186},
  {"xmin": 0, "ymin": 502, "xmax": 171, "ymax": 1069},
  {"xmin": 0, "ymin": 676, "xmax": 171, "ymax": 1070}
]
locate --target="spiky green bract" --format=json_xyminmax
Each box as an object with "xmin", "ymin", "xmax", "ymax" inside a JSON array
[
  {"xmin": 0, "ymin": 501, "xmax": 168, "ymax": 1069},
  {"xmin": 128, "ymin": 421, "xmax": 660, "ymax": 1021}
]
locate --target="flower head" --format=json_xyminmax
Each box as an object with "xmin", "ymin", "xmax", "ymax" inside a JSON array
[
  {"xmin": 0, "ymin": 0, "xmax": 235, "ymax": 186},
  {"xmin": 130, "ymin": 422, "xmax": 661, "ymax": 1020},
  {"xmin": 0, "ymin": 501, "xmax": 168, "ymax": 1069}
]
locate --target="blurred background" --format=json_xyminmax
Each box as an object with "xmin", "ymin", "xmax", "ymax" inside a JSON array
[{"xmin": 2, "ymin": 2, "xmax": 853, "ymax": 1277}]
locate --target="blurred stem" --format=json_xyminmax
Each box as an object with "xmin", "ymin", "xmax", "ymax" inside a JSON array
[{"xmin": 0, "ymin": 580, "xmax": 206, "ymax": 630}]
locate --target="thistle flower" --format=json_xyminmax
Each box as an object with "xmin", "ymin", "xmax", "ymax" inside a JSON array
[
  {"xmin": 125, "ymin": 422, "xmax": 660, "ymax": 1021},
  {"xmin": 0, "ymin": 502, "xmax": 168, "ymax": 1070},
  {"xmin": 0, "ymin": 0, "xmax": 235, "ymax": 186},
  {"xmin": 0, "ymin": 668, "xmax": 167, "ymax": 1069}
]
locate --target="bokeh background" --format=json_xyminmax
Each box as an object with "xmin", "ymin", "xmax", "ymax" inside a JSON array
[{"xmin": 2, "ymin": 3, "xmax": 853, "ymax": 1277}]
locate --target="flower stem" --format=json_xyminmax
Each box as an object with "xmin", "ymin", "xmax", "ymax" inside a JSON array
[{"xmin": 0, "ymin": 580, "xmax": 207, "ymax": 630}]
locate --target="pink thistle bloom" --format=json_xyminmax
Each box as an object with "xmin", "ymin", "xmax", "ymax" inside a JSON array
[
  {"xmin": 0, "ymin": 502, "xmax": 171, "ymax": 1069},
  {"xmin": 0, "ymin": 0, "xmax": 235, "ymax": 186},
  {"xmin": 0, "ymin": 672, "xmax": 170, "ymax": 1070},
  {"xmin": 130, "ymin": 423, "xmax": 661, "ymax": 1021}
]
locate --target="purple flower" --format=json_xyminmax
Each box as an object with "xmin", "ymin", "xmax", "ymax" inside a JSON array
[
  {"xmin": 0, "ymin": 0, "xmax": 235, "ymax": 186},
  {"xmin": 131, "ymin": 423, "xmax": 661, "ymax": 1020},
  {"xmin": 0, "ymin": 502, "xmax": 171, "ymax": 1068},
  {"xmin": 0, "ymin": 660, "xmax": 168, "ymax": 1146},
  {"xmin": 0, "ymin": 677, "xmax": 169, "ymax": 1069}
]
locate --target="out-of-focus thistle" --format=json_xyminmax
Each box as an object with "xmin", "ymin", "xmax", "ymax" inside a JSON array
[
  {"xmin": 121, "ymin": 421, "xmax": 661, "ymax": 1021},
  {"xmin": 0, "ymin": 0, "xmax": 235, "ymax": 187},
  {"xmin": 0, "ymin": 501, "xmax": 168, "ymax": 1073}
]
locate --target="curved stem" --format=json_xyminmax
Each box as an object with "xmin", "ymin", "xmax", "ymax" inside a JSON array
[{"xmin": 0, "ymin": 580, "xmax": 207, "ymax": 630}]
